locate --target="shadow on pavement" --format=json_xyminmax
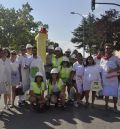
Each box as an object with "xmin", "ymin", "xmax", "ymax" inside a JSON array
[
  {"xmin": 0, "ymin": 105, "xmax": 77, "ymax": 129},
  {"xmin": 74, "ymin": 104, "xmax": 120, "ymax": 123},
  {"xmin": 0, "ymin": 104, "xmax": 120, "ymax": 129}
]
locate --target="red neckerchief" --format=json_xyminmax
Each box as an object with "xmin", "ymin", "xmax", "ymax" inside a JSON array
[
  {"xmin": 39, "ymin": 28, "xmax": 47, "ymax": 34},
  {"xmin": 96, "ymin": 55, "xmax": 101, "ymax": 60},
  {"xmin": 103, "ymin": 55, "xmax": 112, "ymax": 60}
]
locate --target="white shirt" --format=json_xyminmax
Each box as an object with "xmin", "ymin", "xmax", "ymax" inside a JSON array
[
  {"xmin": 100, "ymin": 55, "xmax": 120, "ymax": 72},
  {"xmin": 30, "ymin": 56, "xmax": 46, "ymax": 83},
  {"xmin": 10, "ymin": 60, "xmax": 19, "ymax": 73},
  {"xmin": 84, "ymin": 65, "xmax": 101, "ymax": 82},
  {"xmin": 72, "ymin": 61, "xmax": 83, "ymax": 80}
]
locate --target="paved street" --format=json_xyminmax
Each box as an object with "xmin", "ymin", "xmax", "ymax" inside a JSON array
[{"xmin": 0, "ymin": 96, "xmax": 120, "ymax": 129}]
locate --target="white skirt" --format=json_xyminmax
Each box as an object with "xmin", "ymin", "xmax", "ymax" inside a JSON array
[{"xmin": 0, "ymin": 82, "xmax": 11, "ymax": 94}]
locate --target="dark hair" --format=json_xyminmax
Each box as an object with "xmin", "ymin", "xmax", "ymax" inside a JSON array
[
  {"xmin": 104, "ymin": 43, "xmax": 113, "ymax": 48},
  {"xmin": 76, "ymin": 52, "xmax": 83, "ymax": 60},
  {"xmin": 3, "ymin": 48, "xmax": 10, "ymax": 58},
  {"xmin": 34, "ymin": 76, "xmax": 43, "ymax": 82},
  {"xmin": 85, "ymin": 56, "xmax": 95, "ymax": 66},
  {"xmin": 49, "ymin": 73, "xmax": 60, "ymax": 85},
  {"xmin": 77, "ymin": 52, "xmax": 82, "ymax": 57}
]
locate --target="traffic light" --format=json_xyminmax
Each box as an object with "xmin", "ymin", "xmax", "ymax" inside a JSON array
[{"xmin": 91, "ymin": 0, "xmax": 95, "ymax": 11}]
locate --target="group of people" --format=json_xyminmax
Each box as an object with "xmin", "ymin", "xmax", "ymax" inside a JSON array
[{"xmin": 0, "ymin": 42, "xmax": 120, "ymax": 113}]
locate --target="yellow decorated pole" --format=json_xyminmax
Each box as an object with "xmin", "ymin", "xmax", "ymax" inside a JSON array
[{"xmin": 35, "ymin": 27, "xmax": 48, "ymax": 64}]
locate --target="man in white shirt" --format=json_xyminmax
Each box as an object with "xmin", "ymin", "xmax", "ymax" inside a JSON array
[{"xmin": 18, "ymin": 45, "xmax": 30, "ymax": 107}]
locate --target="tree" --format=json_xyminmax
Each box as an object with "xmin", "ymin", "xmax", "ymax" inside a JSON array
[
  {"xmin": 71, "ymin": 9, "xmax": 120, "ymax": 54},
  {"xmin": 96, "ymin": 9, "xmax": 120, "ymax": 50},
  {"xmin": 71, "ymin": 13, "xmax": 98, "ymax": 55},
  {"xmin": 0, "ymin": 2, "xmax": 43, "ymax": 49}
]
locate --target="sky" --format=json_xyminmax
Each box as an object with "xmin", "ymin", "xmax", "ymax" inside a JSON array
[{"xmin": 0, "ymin": 0, "xmax": 120, "ymax": 55}]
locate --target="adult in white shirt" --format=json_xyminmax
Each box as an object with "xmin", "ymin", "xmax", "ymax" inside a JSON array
[
  {"xmin": 100, "ymin": 43, "xmax": 120, "ymax": 111},
  {"xmin": 18, "ymin": 46, "xmax": 30, "ymax": 106},
  {"xmin": 0, "ymin": 49, "xmax": 11, "ymax": 109}
]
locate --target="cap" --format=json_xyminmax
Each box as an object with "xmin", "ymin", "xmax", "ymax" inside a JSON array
[
  {"xmin": 62, "ymin": 56, "xmax": 69, "ymax": 62},
  {"xmin": 26, "ymin": 44, "xmax": 33, "ymax": 49},
  {"xmin": 48, "ymin": 45, "xmax": 54, "ymax": 50},
  {"xmin": 55, "ymin": 47, "xmax": 61, "ymax": 51},
  {"xmin": 50, "ymin": 68, "xmax": 59, "ymax": 74},
  {"xmin": 35, "ymin": 72, "xmax": 43, "ymax": 77}
]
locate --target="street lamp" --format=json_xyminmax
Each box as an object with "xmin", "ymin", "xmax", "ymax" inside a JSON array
[{"xmin": 70, "ymin": 12, "xmax": 85, "ymax": 58}]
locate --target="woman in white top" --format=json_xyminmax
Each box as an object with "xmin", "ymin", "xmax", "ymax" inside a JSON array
[
  {"xmin": 0, "ymin": 49, "xmax": 11, "ymax": 109},
  {"xmin": 83, "ymin": 56, "xmax": 101, "ymax": 107},
  {"xmin": 10, "ymin": 50, "xmax": 20, "ymax": 107}
]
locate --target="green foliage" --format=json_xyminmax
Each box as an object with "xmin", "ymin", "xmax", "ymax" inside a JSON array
[
  {"xmin": 96, "ymin": 9, "xmax": 120, "ymax": 50},
  {"xmin": 71, "ymin": 9, "xmax": 120, "ymax": 54},
  {"xmin": 71, "ymin": 13, "xmax": 98, "ymax": 55},
  {"xmin": 0, "ymin": 2, "xmax": 43, "ymax": 50}
]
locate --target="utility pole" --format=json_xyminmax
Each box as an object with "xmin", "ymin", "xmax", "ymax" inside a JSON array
[{"xmin": 70, "ymin": 12, "xmax": 86, "ymax": 58}]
